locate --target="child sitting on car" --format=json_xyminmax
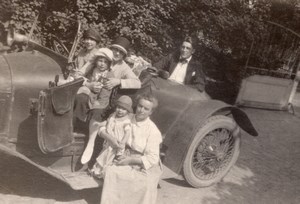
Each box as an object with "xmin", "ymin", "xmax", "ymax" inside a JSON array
[
  {"xmin": 76, "ymin": 47, "xmax": 114, "ymax": 110},
  {"xmin": 88, "ymin": 95, "xmax": 133, "ymax": 178},
  {"xmin": 76, "ymin": 47, "xmax": 115, "ymax": 164}
]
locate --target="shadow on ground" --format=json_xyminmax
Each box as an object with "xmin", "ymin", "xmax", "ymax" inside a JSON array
[
  {"xmin": 162, "ymin": 178, "xmax": 190, "ymax": 188},
  {"xmin": 1, "ymin": 109, "xmax": 300, "ymax": 204},
  {"xmin": 158, "ymin": 108, "xmax": 300, "ymax": 204},
  {"xmin": 0, "ymin": 152, "xmax": 101, "ymax": 204},
  {"xmin": 207, "ymin": 109, "xmax": 300, "ymax": 204}
]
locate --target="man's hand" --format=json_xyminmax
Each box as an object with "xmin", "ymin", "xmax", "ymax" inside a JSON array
[{"xmin": 104, "ymin": 78, "xmax": 121, "ymax": 90}]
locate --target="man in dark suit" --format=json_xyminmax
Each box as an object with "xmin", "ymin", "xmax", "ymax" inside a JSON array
[{"xmin": 153, "ymin": 36, "xmax": 206, "ymax": 92}]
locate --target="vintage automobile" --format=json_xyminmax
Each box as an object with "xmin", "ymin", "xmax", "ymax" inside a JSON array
[{"xmin": 0, "ymin": 14, "xmax": 257, "ymax": 191}]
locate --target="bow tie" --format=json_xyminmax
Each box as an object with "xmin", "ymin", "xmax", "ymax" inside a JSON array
[{"xmin": 179, "ymin": 58, "xmax": 188, "ymax": 64}]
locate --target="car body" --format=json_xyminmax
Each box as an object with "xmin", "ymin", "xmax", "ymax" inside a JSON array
[{"xmin": 0, "ymin": 14, "xmax": 257, "ymax": 190}]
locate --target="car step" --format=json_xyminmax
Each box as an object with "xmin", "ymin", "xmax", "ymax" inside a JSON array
[{"xmin": 59, "ymin": 170, "xmax": 102, "ymax": 190}]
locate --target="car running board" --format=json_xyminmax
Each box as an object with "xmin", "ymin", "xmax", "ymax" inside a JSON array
[{"xmin": 58, "ymin": 170, "xmax": 102, "ymax": 190}]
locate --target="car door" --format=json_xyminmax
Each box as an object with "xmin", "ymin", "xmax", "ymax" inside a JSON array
[{"xmin": 37, "ymin": 78, "xmax": 83, "ymax": 153}]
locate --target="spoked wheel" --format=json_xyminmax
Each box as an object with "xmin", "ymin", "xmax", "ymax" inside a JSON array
[
  {"xmin": 50, "ymin": 35, "xmax": 69, "ymax": 57},
  {"xmin": 183, "ymin": 115, "xmax": 241, "ymax": 188}
]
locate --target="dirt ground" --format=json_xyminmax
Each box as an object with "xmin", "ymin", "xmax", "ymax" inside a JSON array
[
  {"xmin": 1, "ymin": 107, "xmax": 300, "ymax": 204},
  {"xmin": 158, "ymin": 108, "xmax": 300, "ymax": 204}
]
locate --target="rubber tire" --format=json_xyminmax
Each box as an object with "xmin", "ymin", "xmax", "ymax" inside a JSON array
[{"xmin": 183, "ymin": 115, "xmax": 241, "ymax": 188}]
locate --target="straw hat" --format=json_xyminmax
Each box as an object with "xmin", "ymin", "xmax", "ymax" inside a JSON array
[{"xmin": 94, "ymin": 48, "xmax": 114, "ymax": 62}]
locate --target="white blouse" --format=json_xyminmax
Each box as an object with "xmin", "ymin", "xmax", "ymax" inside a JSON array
[{"xmin": 128, "ymin": 116, "xmax": 162, "ymax": 170}]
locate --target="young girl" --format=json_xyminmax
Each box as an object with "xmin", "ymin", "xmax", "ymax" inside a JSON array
[
  {"xmin": 77, "ymin": 47, "xmax": 115, "ymax": 164},
  {"xmin": 89, "ymin": 95, "xmax": 133, "ymax": 178}
]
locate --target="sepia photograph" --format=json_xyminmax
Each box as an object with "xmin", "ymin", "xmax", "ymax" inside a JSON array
[{"xmin": 0, "ymin": 0, "xmax": 300, "ymax": 203}]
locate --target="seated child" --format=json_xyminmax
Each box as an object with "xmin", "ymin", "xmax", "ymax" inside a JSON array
[
  {"xmin": 78, "ymin": 47, "xmax": 115, "ymax": 164},
  {"xmin": 89, "ymin": 95, "xmax": 133, "ymax": 178}
]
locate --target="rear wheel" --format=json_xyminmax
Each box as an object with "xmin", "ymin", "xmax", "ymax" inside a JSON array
[{"xmin": 183, "ymin": 115, "xmax": 241, "ymax": 188}]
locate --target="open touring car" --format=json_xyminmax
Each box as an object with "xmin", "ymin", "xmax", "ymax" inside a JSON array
[{"xmin": 0, "ymin": 13, "xmax": 258, "ymax": 191}]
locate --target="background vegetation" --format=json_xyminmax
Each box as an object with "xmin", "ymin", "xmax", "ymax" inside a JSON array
[{"xmin": 1, "ymin": 0, "xmax": 300, "ymax": 102}]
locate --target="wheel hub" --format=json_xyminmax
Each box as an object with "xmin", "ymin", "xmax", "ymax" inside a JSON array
[{"xmin": 192, "ymin": 128, "xmax": 235, "ymax": 180}]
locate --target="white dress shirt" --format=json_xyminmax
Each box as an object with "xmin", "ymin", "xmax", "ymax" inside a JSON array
[{"xmin": 169, "ymin": 56, "xmax": 192, "ymax": 84}]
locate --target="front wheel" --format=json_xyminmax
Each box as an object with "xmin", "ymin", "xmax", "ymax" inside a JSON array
[{"xmin": 183, "ymin": 115, "xmax": 241, "ymax": 188}]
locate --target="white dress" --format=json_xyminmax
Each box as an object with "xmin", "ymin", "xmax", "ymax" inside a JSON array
[
  {"xmin": 92, "ymin": 113, "xmax": 131, "ymax": 177},
  {"xmin": 100, "ymin": 115, "xmax": 163, "ymax": 204}
]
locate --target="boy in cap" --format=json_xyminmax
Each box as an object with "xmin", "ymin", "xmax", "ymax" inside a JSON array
[{"xmin": 88, "ymin": 95, "xmax": 133, "ymax": 178}]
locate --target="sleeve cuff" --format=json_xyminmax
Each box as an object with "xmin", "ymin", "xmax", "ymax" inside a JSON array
[
  {"xmin": 141, "ymin": 156, "xmax": 152, "ymax": 170},
  {"xmin": 120, "ymin": 79, "xmax": 126, "ymax": 88},
  {"xmin": 120, "ymin": 79, "xmax": 141, "ymax": 89}
]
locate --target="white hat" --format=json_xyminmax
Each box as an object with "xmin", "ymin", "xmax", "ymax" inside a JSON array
[{"xmin": 94, "ymin": 48, "xmax": 114, "ymax": 62}]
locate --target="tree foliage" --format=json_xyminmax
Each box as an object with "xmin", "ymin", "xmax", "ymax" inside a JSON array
[{"xmin": 1, "ymin": 0, "xmax": 300, "ymax": 101}]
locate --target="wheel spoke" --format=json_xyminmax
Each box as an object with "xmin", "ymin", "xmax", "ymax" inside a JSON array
[{"xmin": 191, "ymin": 127, "xmax": 236, "ymax": 180}]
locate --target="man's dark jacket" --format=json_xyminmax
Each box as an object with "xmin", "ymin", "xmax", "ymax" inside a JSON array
[{"xmin": 153, "ymin": 52, "xmax": 206, "ymax": 92}]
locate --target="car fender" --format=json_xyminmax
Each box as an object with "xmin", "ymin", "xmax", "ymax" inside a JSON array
[{"xmin": 163, "ymin": 99, "xmax": 257, "ymax": 174}]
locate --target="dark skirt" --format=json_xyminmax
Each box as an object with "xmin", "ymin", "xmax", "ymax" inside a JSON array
[{"xmin": 74, "ymin": 93, "xmax": 111, "ymax": 122}]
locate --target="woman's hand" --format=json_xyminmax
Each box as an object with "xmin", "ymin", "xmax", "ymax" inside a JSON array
[
  {"xmin": 98, "ymin": 130, "xmax": 121, "ymax": 149},
  {"xmin": 114, "ymin": 155, "xmax": 126, "ymax": 162},
  {"xmin": 85, "ymin": 81, "xmax": 102, "ymax": 93},
  {"xmin": 118, "ymin": 141, "xmax": 126, "ymax": 150},
  {"xmin": 116, "ymin": 157, "xmax": 133, "ymax": 166},
  {"xmin": 108, "ymin": 137, "xmax": 121, "ymax": 149},
  {"xmin": 116, "ymin": 156, "xmax": 143, "ymax": 166},
  {"xmin": 104, "ymin": 78, "xmax": 121, "ymax": 90},
  {"xmin": 91, "ymin": 82, "xmax": 102, "ymax": 93}
]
